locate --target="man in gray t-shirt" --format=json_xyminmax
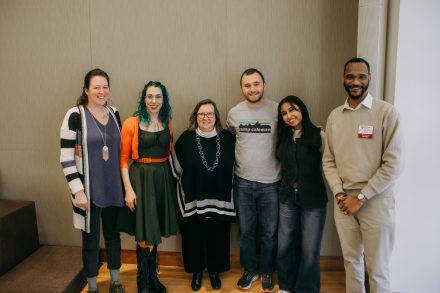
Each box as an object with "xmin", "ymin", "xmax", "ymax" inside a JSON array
[{"xmin": 226, "ymin": 68, "xmax": 280, "ymax": 292}]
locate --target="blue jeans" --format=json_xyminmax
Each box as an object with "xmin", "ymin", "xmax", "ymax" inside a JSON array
[
  {"xmin": 277, "ymin": 194, "xmax": 326, "ymax": 293},
  {"xmin": 233, "ymin": 175, "xmax": 279, "ymax": 273}
]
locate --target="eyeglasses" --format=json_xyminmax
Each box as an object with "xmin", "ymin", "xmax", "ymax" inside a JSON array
[
  {"xmin": 197, "ymin": 112, "xmax": 215, "ymax": 118},
  {"xmin": 146, "ymin": 94, "xmax": 163, "ymax": 100}
]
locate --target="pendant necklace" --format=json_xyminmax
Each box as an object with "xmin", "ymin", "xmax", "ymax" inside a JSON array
[{"xmin": 89, "ymin": 108, "xmax": 109, "ymax": 161}]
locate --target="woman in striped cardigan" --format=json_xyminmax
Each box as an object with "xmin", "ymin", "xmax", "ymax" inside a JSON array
[{"xmin": 60, "ymin": 68, "xmax": 125, "ymax": 293}]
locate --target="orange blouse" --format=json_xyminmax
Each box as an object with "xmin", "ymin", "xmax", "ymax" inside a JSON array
[{"xmin": 120, "ymin": 116, "xmax": 172, "ymax": 169}]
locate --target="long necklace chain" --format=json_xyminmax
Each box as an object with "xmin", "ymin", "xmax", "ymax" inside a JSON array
[
  {"xmin": 196, "ymin": 134, "xmax": 221, "ymax": 172},
  {"xmin": 89, "ymin": 108, "xmax": 109, "ymax": 161}
]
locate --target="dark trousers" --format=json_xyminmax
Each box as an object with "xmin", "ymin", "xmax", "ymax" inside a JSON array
[
  {"xmin": 277, "ymin": 195, "xmax": 326, "ymax": 293},
  {"xmin": 81, "ymin": 202, "xmax": 122, "ymax": 277},
  {"xmin": 233, "ymin": 175, "xmax": 279, "ymax": 273},
  {"xmin": 179, "ymin": 218, "xmax": 231, "ymax": 274}
]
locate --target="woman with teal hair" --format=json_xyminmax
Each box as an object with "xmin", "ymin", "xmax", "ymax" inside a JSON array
[{"xmin": 117, "ymin": 81, "xmax": 178, "ymax": 293}]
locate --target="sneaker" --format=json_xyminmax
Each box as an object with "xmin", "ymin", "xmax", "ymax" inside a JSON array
[
  {"xmin": 109, "ymin": 282, "xmax": 125, "ymax": 293},
  {"xmin": 237, "ymin": 270, "xmax": 259, "ymax": 290},
  {"xmin": 261, "ymin": 273, "xmax": 274, "ymax": 292}
]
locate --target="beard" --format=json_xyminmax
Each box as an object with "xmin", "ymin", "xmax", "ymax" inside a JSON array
[
  {"xmin": 344, "ymin": 82, "xmax": 369, "ymax": 100},
  {"xmin": 245, "ymin": 89, "xmax": 264, "ymax": 104}
]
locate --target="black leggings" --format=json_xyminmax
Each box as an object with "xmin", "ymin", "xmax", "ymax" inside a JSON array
[{"xmin": 81, "ymin": 202, "xmax": 121, "ymax": 277}]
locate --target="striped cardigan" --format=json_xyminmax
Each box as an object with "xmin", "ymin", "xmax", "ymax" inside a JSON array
[{"xmin": 60, "ymin": 105, "xmax": 122, "ymax": 233}]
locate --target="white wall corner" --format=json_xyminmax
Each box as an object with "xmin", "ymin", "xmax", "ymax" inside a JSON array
[{"xmin": 357, "ymin": 0, "xmax": 388, "ymax": 99}]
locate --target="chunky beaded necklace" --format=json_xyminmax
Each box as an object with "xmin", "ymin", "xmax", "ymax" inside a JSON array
[{"xmin": 196, "ymin": 133, "xmax": 221, "ymax": 172}]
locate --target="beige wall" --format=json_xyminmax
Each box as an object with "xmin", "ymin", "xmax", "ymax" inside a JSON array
[{"xmin": 0, "ymin": 0, "xmax": 358, "ymax": 255}]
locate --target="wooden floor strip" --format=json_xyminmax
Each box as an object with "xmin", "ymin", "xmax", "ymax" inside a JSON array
[
  {"xmin": 82, "ymin": 263, "xmax": 346, "ymax": 293},
  {"xmin": 100, "ymin": 249, "xmax": 345, "ymax": 271},
  {"xmin": 93, "ymin": 251, "xmax": 346, "ymax": 292}
]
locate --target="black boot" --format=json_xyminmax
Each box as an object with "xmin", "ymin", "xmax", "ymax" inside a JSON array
[
  {"xmin": 136, "ymin": 245, "xmax": 150, "ymax": 293},
  {"xmin": 148, "ymin": 245, "xmax": 166, "ymax": 293}
]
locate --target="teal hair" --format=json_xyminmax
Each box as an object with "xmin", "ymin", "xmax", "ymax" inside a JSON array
[{"xmin": 134, "ymin": 81, "xmax": 172, "ymax": 126}]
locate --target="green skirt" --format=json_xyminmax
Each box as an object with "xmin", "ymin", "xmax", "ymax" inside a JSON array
[{"xmin": 117, "ymin": 161, "xmax": 179, "ymax": 245}]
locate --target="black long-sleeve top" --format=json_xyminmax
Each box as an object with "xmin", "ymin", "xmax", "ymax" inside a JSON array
[{"xmin": 173, "ymin": 130, "xmax": 236, "ymax": 221}]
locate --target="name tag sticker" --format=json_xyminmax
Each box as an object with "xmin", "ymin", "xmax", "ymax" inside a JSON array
[{"xmin": 358, "ymin": 125, "xmax": 374, "ymax": 138}]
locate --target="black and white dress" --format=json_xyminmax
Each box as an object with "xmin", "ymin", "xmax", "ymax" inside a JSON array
[{"xmin": 172, "ymin": 128, "xmax": 235, "ymax": 273}]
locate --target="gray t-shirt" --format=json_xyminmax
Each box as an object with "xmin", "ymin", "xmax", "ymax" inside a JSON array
[{"xmin": 226, "ymin": 99, "xmax": 281, "ymax": 183}]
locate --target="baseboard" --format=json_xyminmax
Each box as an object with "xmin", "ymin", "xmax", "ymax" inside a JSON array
[
  {"xmin": 319, "ymin": 255, "xmax": 344, "ymax": 271},
  {"xmin": 100, "ymin": 249, "xmax": 344, "ymax": 271}
]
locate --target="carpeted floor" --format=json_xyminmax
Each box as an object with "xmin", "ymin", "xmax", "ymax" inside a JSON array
[{"xmin": 0, "ymin": 246, "xmax": 85, "ymax": 293}]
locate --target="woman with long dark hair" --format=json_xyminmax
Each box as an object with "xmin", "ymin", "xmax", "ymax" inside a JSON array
[
  {"xmin": 117, "ymin": 81, "xmax": 178, "ymax": 293},
  {"xmin": 60, "ymin": 68, "xmax": 125, "ymax": 292},
  {"xmin": 172, "ymin": 99, "xmax": 235, "ymax": 291},
  {"xmin": 276, "ymin": 95, "xmax": 327, "ymax": 293}
]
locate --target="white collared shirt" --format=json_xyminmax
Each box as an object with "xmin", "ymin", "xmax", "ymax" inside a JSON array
[{"xmin": 342, "ymin": 93, "xmax": 373, "ymax": 111}]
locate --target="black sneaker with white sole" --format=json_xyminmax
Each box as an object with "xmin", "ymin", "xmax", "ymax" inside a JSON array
[
  {"xmin": 237, "ymin": 270, "xmax": 259, "ymax": 290},
  {"xmin": 260, "ymin": 273, "xmax": 274, "ymax": 292}
]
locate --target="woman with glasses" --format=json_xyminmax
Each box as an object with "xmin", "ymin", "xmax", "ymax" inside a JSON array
[
  {"xmin": 172, "ymin": 99, "xmax": 236, "ymax": 291},
  {"xmin": 117, "ymin": 81, "xmax": 179, "ymax": 293}
]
